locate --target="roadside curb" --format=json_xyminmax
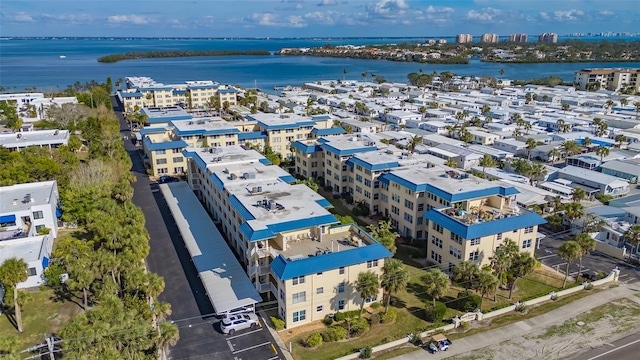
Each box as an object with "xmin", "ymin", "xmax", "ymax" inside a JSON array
[{"xmin": 259, "ymin": 310, "xmax": 295, "ymax": 360}]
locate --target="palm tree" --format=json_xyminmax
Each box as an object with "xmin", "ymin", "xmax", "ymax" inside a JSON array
[
  {"xmin": 445, "ymin": 158, "xmax": 458, "ymax": 168},
  {"xmin": 0, "ymin": 258, "xmax": 28, "ymax": 332},
  {"xmin": 620, "ymin": 98, "xmax": 628, "ymax": 107},
  {"xmin": 508, "ymin": 253, "xmax": 537, "ymax": 299},
  {"xmin": 593, "ymin": 118, "xmax": 608, "ymax": 137},
  {"xmin": 574, "ymin": 233, "xmax": 596, "ymax": 280},
  {"xmin": 563, "ymin": 201, "xmax": 585, "ymax": 228},
  {"xmin": 423, "ymin": 269, "xmax": 449, "ymax": 308},
  {"xmin": 615, "ymin": 134, "xmax": 627, "ymax": 148},
  {"xmin": 355, "ymin": 271, "xmax": 379, "ymax": 317},
  {"xmin": 510, "ymin": 113, "xmax": 522, "ymax": 126},
  {"xmin": 526, "ymin": 138, "xmax": 537, "ymax": 160},
  {"xmin": 523, "ymin": 122, "xmax": 532, "ymax": 135},
  {"xmin": 595, "ymin": 146, "xmax": 610, "ymax": 164},
  {"xmin": 490, "ymin": 238, "xmax": 519, "ymax": 287},
  {"xmin": 380, "ymin": 259, "xmax": 409, "ymax": 314},
  {"xmin": 561, "ymin": 140, "xmax": 581, "ymax": 157},
  {"xmin": 605, "ymin": 99, "xmax": 615, "ymax": 113},
  {"xmin": 528, "ymin": 162, "xmax": 547, "ymax": 186},
  {"xmin": 572, "ymin": 187, "xmax": 586, "ymax": 203},
  {"xmin": 342, "ymin": 69, "xmax": 348, "ymax": 81},
  {"xmin": 475, "ymin": 269, "xmax": 499, "ymax": 306},
  {"xmin": 481, "ymin": 104, "xmax": 491, "ymax": 116},
  {"xmin": 562, "ymin": 103, "xmax": 570, "ymax": 113},
  {"xmin": 408, "ymin": 135, "xmax": 423, "ymax": 154},
  {"xmin": 455, "ymin": 111, "xmax": 465, "ymax": 125},
  {"xmin": 452, "ymin": 261, "xmax": 479, "ymax": 294},
  {"xmin": 513, "ymin": 128, "xmax": 522, "ymax": 139},
  {"xmin": 558, "ymin": 241, "xmax": 581, "ymax": 288},
  {"xmin": 478, "ymin": 154, "xmax": 496, "ymax": 177},
  {"xmin": 548, "ymin": 148, "xmax": 561, "ymax": 163},
  {"xmin": 484, "ymin": 114, "xmax": 493, "ymax": 124},
  {"xmin": 623, "ymin": 224, "xmax": 640, "ymax": 261},
  {"xmin": 157, "ymin": 322, "xmax": 180, "ymax": 359}
]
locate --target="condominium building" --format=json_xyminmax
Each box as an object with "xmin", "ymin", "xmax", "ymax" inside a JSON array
[
  {"xmin": 574, "ymin": 68, "xmax": 640, "ymax": 92},
  {"xmin": 538, "ymin": 33, "xmax": 558, "ymax": 43},
  {"xmin": 117, "ymin": 77, "xmax": 238, "ymax": 112},
  {"xmin": 0, "ymin": 129, "xmax": 70, "ymax": 152},
  {"xmin": 183, "ymin": 145, "xmax": 392, "ymax": 328},
  {"xmin": 1, "ymin": 181, "xmax": 59, "ymax": 288},
  {"xmin": 292, "ymin": 136, "xmax": 546, "ymax": 268},
  {"xmin": 480, "ymin": 33, "xmax": 499, "ymax": 43},
  {"xmin": 508, "ymin": 33, "xmax": 528, "ymax": 43},
  {"xmin": 456, "ymin": 34, "xmax": 473, "ymax": 44}
]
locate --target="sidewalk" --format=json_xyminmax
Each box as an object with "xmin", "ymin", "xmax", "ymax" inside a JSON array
[{"xmin": 392, "ymin": 284, "xmax": 640, "ymax": 360}]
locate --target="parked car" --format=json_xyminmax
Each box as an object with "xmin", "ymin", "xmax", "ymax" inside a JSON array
[
  {"xmin": 215, "ymin": 305, "xmax": 254, "ymax": 319},
  {"xmin": 158, "ymin": 176, "xmax": 179, "ymax": 183},
  {"xmin": 220, "ymin": 313, "xmax": 259, "ymax": 335},
  {"xmin": 428, "ymin": 334, "xmax": 451, "ymax": 353}
]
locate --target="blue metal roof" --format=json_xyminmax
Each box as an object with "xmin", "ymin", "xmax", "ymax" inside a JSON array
[
  {"xmin": 187, "ymin": 84, "xmax": 219, "ymax": 89},
  {"xmin": 271, "ymin": 243, "xmax": 392, "ymax": 280},
  {"xmin": 291, "ymin": 141, "xmax": 322, "ymax": 154},
  {"xmin": 238, "ymin": 131, "xmax": 268, "ymax": 140},
  {"xmin": 378, "ymin": 173, "xmax": 519, "ymax": 202},
  {"xmin": 241, "ymin": 213, "xmax": 339, "ymax": 241},
  {"xmin": 219, "ymin": 88, "xmax": 237, "ymax": 93},
  {"xmin": 315, "ymin": 199, "xmax": 333, "ymax": 208},
  {"xmin": 311, "ymin": 115, "xmax": 332, "ymax": 121},
  {"xmin": 144, "ymin": 139, "xmax": 188, "ymax": 151},
  {"xmin": 229, "ymin": 195, "xmax": 256, "ymax": 221},
  {"xmin": 346, "ymin": 157, "xmax": 399, "ymax": 171},
  {"xmin": 183, "ymin": 149, "xmax": 208, "ymax": 170},
  {"xmin": 172, "ymin": 89, "xmax": 187, "ymax": 95},
  {"xmin": 259, "ymin": 158, "xmax": 272, "ymax": 165},
  {"xmin": 311, "ymin": 127, "xmax": 346, "ymax": 136},
  {"xmin": 210, "ymin": 173, "xmax": 224, "ymax": 191},
  {"xmin": 120, "ymin": 92, "xmax": 143, "ymax": 98},
  {"xmin": 255, "ymin": 120, "xmax": 316, "ymax": 131},
  {"xmin": 139, "ymin": 127, "xmax": 167, "ymax": 136},
  {"xmin": 321, "ymin": 143, "xmax": 378, "ymax": 157},
  {"xmin": 0, "ymin": 214, "xmax": 16, "ymax": 223},
  {"xmin": 424, "ymin": 208, "xmax": 546, "ymax": 239},
  {"xmin": 173, "ymin": 127, "xmax": 240, "ymax": 136},
  {"xmin": 279, "ymin": 175, "xmax": 296, "ymax": 183}
]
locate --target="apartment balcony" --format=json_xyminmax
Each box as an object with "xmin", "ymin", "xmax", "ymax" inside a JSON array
[
  {"xmin": 254, "ymin": 281, "xmax": 277, "ymax": 296},
  {"xmin": 250, "ymin": 245, "xmax": 279, "ymax": 259},
  {"xmin": 248, "ymin": 264, "xmax": 271, "ymax": 277}
]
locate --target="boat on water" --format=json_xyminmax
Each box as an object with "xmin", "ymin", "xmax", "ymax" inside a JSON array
[{"xmin": 59, "ymin": 55, "xmax": 66, "ymax": 59}]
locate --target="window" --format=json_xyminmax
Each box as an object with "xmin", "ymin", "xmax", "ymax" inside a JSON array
[
  {"xmin": 417, "ymin": 217, "xmax": 423, "ymax": 225},
  {"xmin": 364, "ymin": 179, "xmax": 371, "ymax": 187},
  {"xmin": 404, "ymin": 199, "xmax": 414, "ymax": 210},
  {"xmin": 365, "ymin": 296, "xmax": 377, "ymax": 303},
  {"xmin": 156, "ymin": 158, "xmax": 167, "ymax": 165},
  {"xmin": 418, "ymin": 203, "xmax": 424, "ymax": 212},
  {"xmin": 522, "ymin": 239, "xmax": 532, "ymax": 249},
  {"xmin": 292, "ymin": 291, "xmax": 306, "ymax": 304},
  {"xmin": 431, "ymin": 251, "xmax": 442, "ymax": 263},
  {"xmin": 339, "ymin": 267, "xmax": 345, "ymax": 275},
  {"xmin": 367, "ymin": 260, "xmax": 379, "ymax": 268},
  {"xmin": 35, "ymin": 224, "xmax": 46, "ymax": 232},
  {"xmin": 280, "ymin": 289, "xmax": 284, "ymax": 300},
  {"xmin": 524, "ymin": 226, "xmax": 534, "ymax": 234},
  {"xmin": 172, "ymin": 148, "xmax": 181, "ymax": 154},
  {"xmin": 316, "ymin": 305, "xmax": 324, "ymax": 313},
  {"xmin": 432, "ymin": 223, "xmax": 443, "ymax": 234},
  {"xmin": 431, "ymin": 236, "xmax": 443, "ymax": 248},
  {"xmin": 470, "ymin": 238, "xmax": 480, "ymax": 246},
  {"xmin": 32, "ymin": 211, "xmax": 44, "ymax": 219},
  {"xmin": 416, "ymin": 230, "xmax": 423, "ymax": 239},
  {"xmin": 392, "ymin": 194, "xmax": 400, "ymax": 203},
  {"xmin": 292, "ymin": 276, "xmax": 305, "ymax": 285},
  {"xmin": 404, "ymin": 213, "xmax": 413, "ymax": 223},
  {"xmin": 27, "ymin": 267, "xmax": 37, "ymax": 276},
  {"xmin": 173, "ymin": 157, "xmax": 184, "ymax": 163},
  {"xmin": 391, "ymin": 205, "xmax": 400, "ymax": 215},
  {"xmin": 317, "ymin": 272, "xmax": 323, "ymax": 276},
  {"xmin": 450, "ymin": 246, "xmax": 462, "ymax": 259},
  {"xmin": 317, "ymin": 287, "xmax": 324, "ymax": 294},
  {"xmin": 338, "ymin": 282, "xmax": 345, "ymax": 293},
  {"xmin": 338, "ymin": 300, "xmax": 345, "ymax": 310},
  {"xmin": 469, "ymin": 250, "xmax": 480, "ymax": 262},
  {"xmin": 293, "ymin": 310, "xmax": 306, "ymax": 323},
  {"xmin": 155, "ymin": 149, "xmax": 166, "ymax": 155},
  {"xmin": 356, "ymin": 174, "xmax": 363, "ymax": 183},
  {"xmin": 496, "ymin": 233, "xmax": 502, "ymax": 241}
]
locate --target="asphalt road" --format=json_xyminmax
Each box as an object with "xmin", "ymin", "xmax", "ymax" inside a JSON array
[
  {"xmin": 112, "ymin": 97, "xmax": 283, "ymax": 360},
  {"xmin": 535, "ymin": 227, "xmax": 640, "ymax": 284},
  {"xmin": 571, "ymin": 330, "xmax": 640, "ymax": 360}
]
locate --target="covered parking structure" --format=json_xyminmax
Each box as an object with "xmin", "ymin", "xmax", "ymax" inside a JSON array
[{"xmin": 159, "ymin": 182, "xmax": 262, "ymax": 316}]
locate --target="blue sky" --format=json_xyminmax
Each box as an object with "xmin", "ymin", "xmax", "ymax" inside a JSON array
[{"xmin": 1, "ymin": 0, "xmax": 638, "ymax": 37}]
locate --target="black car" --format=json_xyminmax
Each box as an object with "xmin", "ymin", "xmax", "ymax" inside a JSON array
[{"xmin": 158, "ymin": 176, "xmax": 179, "ymax": 183}]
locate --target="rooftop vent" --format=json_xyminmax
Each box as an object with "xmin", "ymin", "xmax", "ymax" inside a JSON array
[
  {"xmin": 24, "ymin": 193, "xmax": 32, "ymax": 203},
  {"xmin": 54, "ymin": 130, "xmax": 59, "ymax": 135},
  {"xmin": 16, "ymin": 133, "xmax": 22, "ymax": 139},
  {"xmin": 230, "ymin": 173, "xmax": 238, "ymax": 180}
]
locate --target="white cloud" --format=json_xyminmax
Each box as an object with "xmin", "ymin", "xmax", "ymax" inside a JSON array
[
  {"xmin": 466, "ymin": 7, "xmax": 503, "ymax": 22},
  {"xmin": 245, "ymin": 12, "xmax": 307, "ymax": 27},
  {"xmin": 538, "ymin": 12, "xmax": 550, "ymax": 20},
  {"xmin": 12, "ymin": 12, "xmax": 34, "ymax": 22},
  {"xmin": 598, "ymin": 10, "xmax": 614, "ymax": 16},
  {"xmin": 422, "ymin": 5, "xmax": 454, "ymax": 24},
  {"xmin": 366, "ymin": 0, "xmax": 409, "ymax": 18},
  {"xmin": 317, "ymin": 0, "xmax": 337, "ymax": 6},
  {"xmin": 278, "ymin": 0, "xmax": 305, "ymax": 10},
  {"xmin": 107, "ymin": 15, "xmax": 154, "ymax": 25},
  {"xmin": 553, "ymin": 9, "xmax": 584, "ymax": 21}
]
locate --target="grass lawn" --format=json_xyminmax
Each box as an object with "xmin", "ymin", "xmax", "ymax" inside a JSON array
[
  {"xmin": 0, "ymin": 288, "xmax": 82, "ymax": 353},
  {"xmin": 371, "ymin": 346, "xmax": 421, "ymax": 360}
]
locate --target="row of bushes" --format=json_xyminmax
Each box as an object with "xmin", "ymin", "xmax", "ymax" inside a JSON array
[{"xmin": 307, "ymin": 318, "xmax": 372, "ymax": 347}]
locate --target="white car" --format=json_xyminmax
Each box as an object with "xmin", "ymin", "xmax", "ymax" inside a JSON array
[
  {"xmin": 428, "ymin": 334, "xmax": 450, "ymax": 352},
  {"xmin": 220, "ymin": 313, "xmax": 260, "ymax": 335}
]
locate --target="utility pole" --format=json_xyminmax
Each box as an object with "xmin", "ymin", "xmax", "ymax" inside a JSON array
[{"xmin": 21, "ymin": 334, "xmax": 61, "ymax": 360}]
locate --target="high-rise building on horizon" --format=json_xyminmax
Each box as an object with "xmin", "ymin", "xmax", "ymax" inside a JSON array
[
  {"xmin": 508, "ymin": 33, "xmax": 528, "ymax": 43},
  {"xmin": 456, "ymin": 34, "xmax": 473, "ymax": 44},
  {"xmin": 538, "ymin": 33, "xmax": 558, "ymax": 43},
  {"xmin": 480, "ymin": 33, "xmax": 499, "ymax": 43}
]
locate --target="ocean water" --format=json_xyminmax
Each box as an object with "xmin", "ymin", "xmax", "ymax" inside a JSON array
[{"xmin": 1, "ymin": 38, "xmax": 638, "ymax": 92}]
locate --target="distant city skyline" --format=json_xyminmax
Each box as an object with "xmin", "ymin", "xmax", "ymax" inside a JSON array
[{"xmin": 1, "ymin": 0, "xmax": 639, "ymax": 38}]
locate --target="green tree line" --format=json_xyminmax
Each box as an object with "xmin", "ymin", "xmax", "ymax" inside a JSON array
[{"xmin": 98, "ymin": 50, "xmax": 271, "ymax": 63}]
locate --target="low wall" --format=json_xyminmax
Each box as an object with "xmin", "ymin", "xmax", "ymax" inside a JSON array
[
  {"xmin": 595, "ymin": 241, "xmax": 626, "ymax": 260},
  {"xmin": 333, "ymin": 269, "xmax": 619, "ymax": 360}
]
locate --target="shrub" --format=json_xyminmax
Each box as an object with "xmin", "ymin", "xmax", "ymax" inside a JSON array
[
  {"xmin": 370, "ymin": 302, "xmax": 382, "ymax": 310},
  {"xmin": 381, "ymin": 308, "xmax": 397, "ymax": 323},
  {"xmin": 345, "ymin": 310, "xmax": 360, "ymax": 319},
  {"xmin": 331, "ymin": 326, "xmax": 348, "ymax": 341},
  {"xmin": 349, "ymin": 317, "xmax": 371, "ymax": 337},
  {"xmin": 452, "ymin": 291, "xmax": 481, "ymax": 312},
  {"xmin": 515, "ymin": 303, "xmax": 526, "ymax": 313},
  {"xmin": 270, "ymin": 316, "xmax": 285, "ymax": 330},
  {"xmin": 459, "ymin": 321, "xmax": 470, "ymax": 330},
  {"xmin": 334, "ymin": 311, "xmax": 346, "ymax": 322},
  {"xmin": 584, "ymin": 283, "xmax": 594, "ymax": 290},
  {"xmin": 306, "ymin": 333, "xmax": 323, "ymax": 347},
  {"xmin": 359, "ymin": 346, "xmax": 372, "ymax": 359},
  {"xmin": 597, "ymin": 271, "xmax": 607, "ymax": 279},
  {"xmin": 370, "ymin": 313, "xmax": 381, "ymax": 325},
  {"xmin": 322, "ymin": 317, "xmax": 334, "ymax": 326},
  {"xmin": 426, "ymin": 301, "xmax": 447, "ymax": 322}
]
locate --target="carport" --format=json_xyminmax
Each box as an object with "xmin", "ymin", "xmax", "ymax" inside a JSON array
[{"xmin": 159, "ymin": 182, "xmax": 262, "ymax": 316}]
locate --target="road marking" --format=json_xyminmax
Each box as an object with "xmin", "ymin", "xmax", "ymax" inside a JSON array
[
  {"xmin": 544, "ymin": 249, "xmax": 553, "ymax": 254},
  {"xmin": 266, "ymin": 356, "xmax": 279, "ymax": 360},
  {"xmin": 538, "ymin": 254, "xmax": 557, "ymax": 260},
  {"xmin": 226, "ymin": 327, "xmax": 263, "ymax": 340},
  {"xmin": 569, "ymin": 269, "xmax": 589, "ymax": 276},
  {"xmin": 551, "ymin": 263, "xmax": 567, "ymax": 268},
  {"xmin": 586, "ymin": 337, "xmax": 640, "ymax": 359},
  {"xmin": 270, "ymin": 343, "xmax": 277, "ymax": 354},
  {"xmin": 232, "ymin": 341, "xmax": 272, "ymax": 355}
]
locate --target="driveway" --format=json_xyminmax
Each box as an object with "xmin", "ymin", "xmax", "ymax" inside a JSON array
[
  {"xmin": 535, "ymin": 227, "xmax": 639, "ymax": 284},
  {"xmin": 112, "ymin": 97, "xmax": 283, "ymax": 360}
]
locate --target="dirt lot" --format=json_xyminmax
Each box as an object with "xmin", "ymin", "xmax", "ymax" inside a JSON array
[{"xmin": 450, "ymin": 297, "xmax": 640, "ymax": 360}]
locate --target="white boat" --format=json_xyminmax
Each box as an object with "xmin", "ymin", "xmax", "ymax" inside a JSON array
[{"xmin": 59, "ymin": 55, "xmax": 66, "ymax": 59}]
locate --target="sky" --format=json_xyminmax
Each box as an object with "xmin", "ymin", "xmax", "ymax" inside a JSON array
[{"xmin": 1, "ymin": 0, "xmax": 638, "ymax": 38}]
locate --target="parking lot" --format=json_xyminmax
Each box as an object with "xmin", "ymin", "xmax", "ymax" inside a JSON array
[{"xmin": 535, "ymin": 227, "xmax": 639, "ymax": 284}]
